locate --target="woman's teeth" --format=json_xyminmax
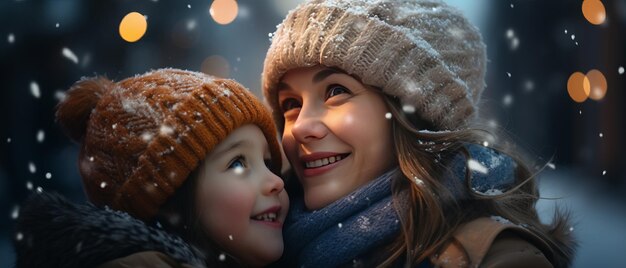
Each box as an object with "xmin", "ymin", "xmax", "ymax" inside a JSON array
[
  {"xmin": 253, "ymin": 213, "xmax": 277, "ymax": 222},
  {"xmin": 305, "ymin": 155, "xmax": 343, "ymax": 168}
]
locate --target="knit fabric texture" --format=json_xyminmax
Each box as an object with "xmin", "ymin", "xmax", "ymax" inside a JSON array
[
  {"xmin": 56, "ymin": 68, "xmax": 281, "ymax": 220},
  {"xmin": 263, "ymin": 0, "xmax": 487, "ymax": 131}
]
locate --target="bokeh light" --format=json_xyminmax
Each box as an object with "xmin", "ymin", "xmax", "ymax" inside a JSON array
[
  {"xmin": 567, "ymin": 72, "xmax": 590, "ymax": 103},
  {"xmin": 586, "ymin": 69, "xmax": 607, "ymax": 101},
  {"xmin": 582, "ymin": 0, "xmax": 606, "ymax": 25},
  {"xmin": 210, "ymin": 0, "xmax": 238, "ymax": 25},
  {"xmin": 119, "ymin": 12, "xmax": 148, "ymax": 42},
  {"xmin": 201, "ymin": 55, "xmax": 230, "ymax": 78}
]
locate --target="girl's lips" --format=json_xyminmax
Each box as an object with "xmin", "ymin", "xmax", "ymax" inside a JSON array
[
  {"xmin": 251, "ymin": 219, "xmax": 283, "ymax": 229},
  {"xmin": 250, "ymin": 205, "xmax": 283, "ymax": 229}
]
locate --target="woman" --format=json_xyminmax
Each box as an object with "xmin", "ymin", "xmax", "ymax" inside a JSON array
[{"xmin": 262, "ymin": 0, "xmax": 576, "ymax": 267}]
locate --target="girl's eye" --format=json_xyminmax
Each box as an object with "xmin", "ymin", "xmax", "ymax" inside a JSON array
[
  {"xmin": 228, "ymin": 155, "xmax": 246, "ymax": 170},
  {"xmin": 280, "ymin": 98, "xmax": 301, "ymax": 113},
  {"xmin": 326, "ymin": 84, "xmax": 351, "ymax": 99}
]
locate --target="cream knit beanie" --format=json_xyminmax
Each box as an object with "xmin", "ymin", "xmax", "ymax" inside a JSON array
[{"xmin": 263, "ymin": 0, "xmax": 487, "ymax": 131}]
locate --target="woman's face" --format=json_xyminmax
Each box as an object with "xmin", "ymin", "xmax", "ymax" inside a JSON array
[
  {"xmin": 278, "ymin": 65, "xmax": 395, "ymax": 210},
  {"xmin": 195, "ymin": 124, "xmax": 289, "ymax": 266}
]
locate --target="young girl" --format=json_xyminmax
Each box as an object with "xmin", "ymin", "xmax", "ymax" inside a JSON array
[
  {"xmin": 15, "ymin": 69, "xmax": 288, "ymax": 267},
  {"xmin": 262, "ymin": 0, "xmax": 576, "ymax": 267}
]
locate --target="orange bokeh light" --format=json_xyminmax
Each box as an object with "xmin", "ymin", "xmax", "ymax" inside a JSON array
[
  {"xmin": 586, "ymin": 69, "xmax": 608, "ymax": 100},
  {"xmin": 210, "ymin": 0, "xmax": 238, "ymax": 25},
  {"xmin": 582, "ymin": 0, "xmax": 606, "ymax": 25},
  {"xmin": 119, "ymin": 12, "xmax": 148, "ymax": 42},
  {"xmin": 567, "ymin": 72, "xmax": 590, "ymax": 103}
]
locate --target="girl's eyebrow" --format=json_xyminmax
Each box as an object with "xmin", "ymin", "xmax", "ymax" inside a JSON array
[{"xmin": 212, "ymin": 140, "xmax": 249, "ymax": 159}]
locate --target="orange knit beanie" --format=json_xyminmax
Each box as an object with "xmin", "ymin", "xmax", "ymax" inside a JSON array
[{"xmin": 56, "ymin": 68, "xmax": 281, "ymax": 220}]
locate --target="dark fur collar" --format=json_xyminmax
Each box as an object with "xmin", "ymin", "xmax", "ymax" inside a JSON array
[{"xmin": 14, "ymin": 192, "xmax": 205, "ymax": 268}]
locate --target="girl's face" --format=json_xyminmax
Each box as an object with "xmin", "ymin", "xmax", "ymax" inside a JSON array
[
  {"xmin": 195, "ymin": 124, "xmax": 289, "ymax": 266},
  {"xmin": 278, "ymin": 65, "xmax": 395, "ymax": 210}
]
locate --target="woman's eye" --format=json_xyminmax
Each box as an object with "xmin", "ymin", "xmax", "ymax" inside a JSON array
[
  {"xmin": 280, "ymin": 98, "xmax": 301, "ymax": 112},
  {"xmin": 326, "ymin": 84, "xmax": 351, "ymax": 99},
  {"xmin": 228, "ymin": 155, "xmax": 246, "ymax": 170}
]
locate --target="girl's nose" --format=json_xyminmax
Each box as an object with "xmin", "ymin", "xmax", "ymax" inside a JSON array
[{"xmin": 263, "ymin": 169, "xmax": 285, "ymax": 195}]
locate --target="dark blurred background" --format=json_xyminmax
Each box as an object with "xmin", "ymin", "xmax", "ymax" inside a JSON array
[{"xmin": 1, "ymin": 0, "xmax": 625, "ymax": 267}]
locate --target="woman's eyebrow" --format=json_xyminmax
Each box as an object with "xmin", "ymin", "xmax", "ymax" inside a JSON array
[{"xmin": 312, "ymin": 68, "xmax": 342, "ymax": 83}]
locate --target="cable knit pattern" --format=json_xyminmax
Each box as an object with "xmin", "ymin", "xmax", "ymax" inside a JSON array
[{"xmin": 263, "ymin": 0, "xmax": 487, "ymax": 131}]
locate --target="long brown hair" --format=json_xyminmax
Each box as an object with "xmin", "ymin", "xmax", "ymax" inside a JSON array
[{"xmin": 377, "ymin": 94, "xmax": 577, "ymax": 267}]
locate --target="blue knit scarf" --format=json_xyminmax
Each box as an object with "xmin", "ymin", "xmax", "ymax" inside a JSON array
[
  {"xmin": 283, "ymin": 169, "xmax": 399, "ymax": 267},
  {"xmin": 283, "ymin": 144, "xmax": 517, "ymax": 267}
]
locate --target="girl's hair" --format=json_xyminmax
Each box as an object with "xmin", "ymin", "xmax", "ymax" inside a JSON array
[
  {"xmin": 153, "ymin": 168, "xmax": 243, "ymax": 267},
  {"xmin": 377, "ymin": 93, "xmax": 577, "ymax": 267}
]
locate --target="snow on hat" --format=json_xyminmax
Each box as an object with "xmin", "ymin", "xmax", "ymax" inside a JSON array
[
  {"xmin": 263, "ymin": 0, "xmax": 487, "ymax": 131},
  {"xmin": 56, "ymin": 69, "xmax": 281, "ymax": 220}
]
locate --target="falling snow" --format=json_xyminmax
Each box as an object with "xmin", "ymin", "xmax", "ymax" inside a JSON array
[
  {"xmin": 483, "ymin": 141, "xmax": 489, "ymax": 147},
  {"xmin": 602, "ymin": 170, "xmax": 607, "ymax": 176},
  {"xmin": 100, "ymin": 182, "xmax": 107, "ymax": 188},
  {"xmin": 503, "ymin": 94, "xmax": 513, "ymax": 107},
  {"xmin": 30, "ymin": 81, "xmax": 41, "ymax": 98},
  {"xmin": 62, "ymin": 47, "xmax": 79, "ymax": 64},
  {"xmin": 219, "ymin": 253, "xmax": 226, "ymax": 261},
  {"xmin": 28, "ymin": 162, "xmax": 36, "ymax": 173},
  {"xmin": 402, "ymin": 104, "xmax": 416, "ymax": 113},
  {"xmin": 338, "ymin": 223, "xmax": 343, "ymax": 228},
  {"xmin": 141, "ymin": 132, "xmax": 154, "ymax": 142},
  {"xmin": 385, "ymin": 112, "xmax": 392, "ymax": 119},
  {"xmin": 26, "ymin": 181, "xmax": 33, "ymax": 190},
  {"xmin": 55, "ymin": 23, "xmax": 60, "ymax": 28},
  {"xmin": 564, "ymin": 29, "xmax": 568, "ymax": 34},
  {"xmin": 16, "ymin": 232, "xmax": 23, "ymax": 241},
  {"xmin": 45, "ymin": 172, "xmax": 52, "ymax": 179},
  {"xmin": 11, "ymin": 206, "xmax": 19, "ymax": 219},
  {"xmin": 8, "ymin": 33, "xmax": 15, "ymax": 43},
  {"xmin": 547, "ymin": 162, "xmax": 556, "ymax": 170},
  {"xmin": 510, "ymin": 3, "xmax": 514, "ymax": 8},
  {"xmin": 490, "ymin": 215, "xmax": 511, "ymax": 224},
  {"xmin": 36, "ymin": 130, "xmax": 45, "ymax": 143},
  {"xmin": 160, "ymin": 125, "xmax": 174, "ymax": 136},
  {"xmin": 228, "ymin": 235, "xmax": 233, "ymax": 240},
  {"xmin": 54, "ymin": 90, "xmax": 66, "ymax": 101},
  {"xmin": 571, "ymin": 34, "xmax": 575, "ymax": 40},
  {"xmin": 234, "ymin": 166, "xmax": 244, "ymax": 175},
  {"xmin": 187, "ymin": 19, "xmax": 197, "ymax": 31},
  {"xmin": 506, "ymin": 72, "xmax": 512, "ymax": 78},
  {"xmin": 599, "ymin": 133, "xmax": 603, "ymax": 138},
  {"xmin": 619, "ymin": 66, "xmax": 624, "ymax": 75},
  {"xmin": 468, "ymin": 159, "xmax": 488, "ymax": 174},
  {"xmin": 506, "ymin": 29, "xmax": 514, "ymax": 39},
  {"xmin": 524, "ymin": 80, "xmax": 534, "ymax": 92},
  {"xmin": 187, "ymin": 4, "xmax": 191, "ymax": 8},
  {"xmin": 36, "ymin": 187, "xmax": 43, "ymax": 193},
  {"xmin": 89, "ymin": 156, "xmax": 94, "ymax": 162},
  {"xmin": 7, "ymin": 138, "xmax": 11, "ymax": 143}
]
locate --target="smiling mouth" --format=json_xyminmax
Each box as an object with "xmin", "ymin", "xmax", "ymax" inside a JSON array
[
  {"xmin": 304, "ymin": 153, "xmax": 350, "ymax": 168},
  {"xmin": 251, "ymin": 212, "xmax": 278, "ymax": 222}
]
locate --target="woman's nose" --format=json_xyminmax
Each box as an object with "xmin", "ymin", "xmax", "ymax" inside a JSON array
[{"xmin": 290, "ymin": 105, "xmax": 327, "ymax": 143}]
